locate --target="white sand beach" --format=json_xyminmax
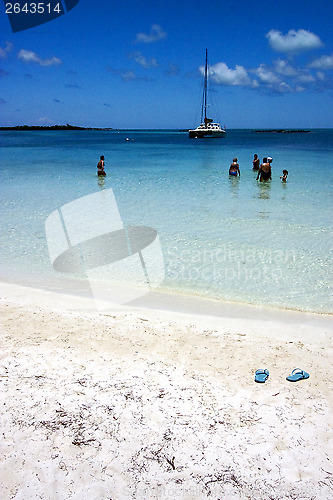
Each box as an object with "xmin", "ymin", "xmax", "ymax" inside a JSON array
[{"xmin": 1, "ymin": 282, "xmax": 332, "ymax": 499}]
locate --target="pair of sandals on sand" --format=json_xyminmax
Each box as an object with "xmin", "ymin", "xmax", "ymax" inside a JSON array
[{"xmin": 255, "ymin": 368, "xmax": 310, "ymax": 383}]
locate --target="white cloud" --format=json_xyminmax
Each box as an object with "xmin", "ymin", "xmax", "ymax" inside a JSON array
[
  {"xmin": 120, "ymin": 70, "xmax": 136, "ymax": 81},
  {"xmin": 255, "ymin": 64, "xmax": 280, "ymax": 84},
  {"xmin": 0, "ymin": 41, "xmax": 13, "ymax": 59},
  {"xmin": 129, "ymin": 51, "xmax": 158, "ymax": 68},
  {"xmin": 316, "ymin": 71, "xmax": 326, "ymax": 81},
  {"xmin": 256, "ymin": 62, "xmax": 324, "ymax": 93},
  {"xmin": 274, "ymin": 60, "xmax": 321, "ymax": 86},
  {"xmin": 273, "ymin": 59, "xmax": 297, "ymax": 76},
  {"xmin": 17, "ymin": 49, "xmax": 61, "ymax": 66},
  {"xmin": 135, "ymin": 24, "xmax": 167, "ymax": 43},
  {"xmin": 276, "ymin": 81, "xmax": 293, "ymax": 93},
  {"xmin": 251, "ymin": 64, "xmax": 297, "ymax": 93},
  {"xmin": 308, "ymin": 54, "xmax": 333, "ymax": 70},
  {"xmin": 207, "ymin": 62, "xmax": 254, "ymax": 87},
  {"xmin": 266, "ymin": 29, "xmax": 323, "ymax": 54},
  {"xmin": 106, "ymin": 66, "xmax": 154, "ymax": 83},
  {"xmin": 296, "ymin": 73, "xmax": 315, "ymax": 83}
]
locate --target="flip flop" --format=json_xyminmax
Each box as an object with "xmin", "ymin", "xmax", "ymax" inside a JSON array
[
  {"xmin": 254, "ymin": 369, "xmax": 269, "ymax": 383},
  {"xmin": 286, "ymin": 368, "xmax": 310, "ymax": 382}
]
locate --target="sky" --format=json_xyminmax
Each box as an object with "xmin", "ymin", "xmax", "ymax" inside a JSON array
[{"xmin": 0, "ymin": 0, "xmax": 333, "ymax": 129}]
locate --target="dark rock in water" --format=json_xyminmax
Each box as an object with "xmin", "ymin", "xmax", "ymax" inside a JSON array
[{"xmin": 254, "ymin": 129, "xmax": 310, "ymax": 133}]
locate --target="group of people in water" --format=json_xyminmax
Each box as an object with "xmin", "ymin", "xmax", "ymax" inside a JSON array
[
  {"xmin": 229, "ymin": 154, "xmax": 288, "ymax": 182},
  {"xmin": 98, "ymin": 153, "xmax": 288, "ymax": 182}
]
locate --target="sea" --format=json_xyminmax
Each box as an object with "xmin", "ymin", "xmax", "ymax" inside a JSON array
[{"xmin": 0, "ymin": 129, "xmax": 332, "ymax": 314}]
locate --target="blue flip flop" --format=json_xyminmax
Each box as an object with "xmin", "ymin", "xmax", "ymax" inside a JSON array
[
  {"xmin": 255, "ymin": 369, "xmax": 269, "ymax": 383},
  {"xmin": 286, "ymin": 368, "xmax": 310, "ymax": 382}
]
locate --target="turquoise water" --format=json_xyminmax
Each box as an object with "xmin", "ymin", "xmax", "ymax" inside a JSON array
[{"xmin": 0, "ymin": 129, "xmax": 332, "ymax": 313}]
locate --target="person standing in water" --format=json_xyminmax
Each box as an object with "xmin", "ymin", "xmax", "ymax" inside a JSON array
[
  {"xmin": 280, "ymin": 169, "xmax": 288, "ymax": 182},
  {"xmin": 256, "ymin": 157, "xmax": 271, "ymax": 181},
  {"xmin": 229, "ymin": 158, "xmax": 241, "ymax": 177},
  {"xmin": 252, "ymin": 154, "xmax": 260, "ymax": 170},
  {"xmin": 97, "ymin": 155, "xmax": 106, "ymax": 176}
]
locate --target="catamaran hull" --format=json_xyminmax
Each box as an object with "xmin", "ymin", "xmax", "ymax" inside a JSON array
[{"xmin": 189, "ymin": 129, "xmax": 226, "ymax": 138}]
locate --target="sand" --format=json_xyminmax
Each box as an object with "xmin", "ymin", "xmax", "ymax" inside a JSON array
[{"xmin": 1, "ymin": 282, "xmax": 332, "ymax": 499}]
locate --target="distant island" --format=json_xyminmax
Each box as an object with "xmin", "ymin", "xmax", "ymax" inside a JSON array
[
  {"xmin": 0, "ymin": 124, "xmax": 113, "ymax": 131},
  {"xmin": 254, "ymin": 129, "xmax": 310, "ymax": 133}
]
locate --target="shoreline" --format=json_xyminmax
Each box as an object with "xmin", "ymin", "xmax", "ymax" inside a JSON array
[
  {"xmin": 1, "ymin": 281, "xmax": 332, "ymax": 344},
  {"xmin": 2, "ymin": 271, "xmax": 332, "ymax": 316}
]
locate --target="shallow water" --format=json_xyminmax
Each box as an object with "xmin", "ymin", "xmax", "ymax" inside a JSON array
[{"xmin": 1, "ymin": 129, "xmax": 332, "ymax": 313}]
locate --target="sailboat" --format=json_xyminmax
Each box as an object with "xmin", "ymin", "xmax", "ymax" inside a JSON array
[{"xmin": 189, "ymin": 50, "xmax": 226, "ymax": 138}]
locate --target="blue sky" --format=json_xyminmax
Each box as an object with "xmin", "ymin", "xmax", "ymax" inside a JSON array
[{"xmin": 1, "ymin": 0, "xmax": 332, "ymax": 128}]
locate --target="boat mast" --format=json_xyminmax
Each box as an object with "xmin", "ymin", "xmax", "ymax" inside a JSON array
[
  {"xmin": 201, "ymin": 49, "xmax": 213, "ymax": 126},
  {"xmin": 204, "ymin": 49, "xmax": 208, "ymax": 122}
]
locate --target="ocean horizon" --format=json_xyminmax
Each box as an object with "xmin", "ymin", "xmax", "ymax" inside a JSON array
[{"xmin": 1, "ymin": 128, "xmax": 332, "ymax": 314}]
